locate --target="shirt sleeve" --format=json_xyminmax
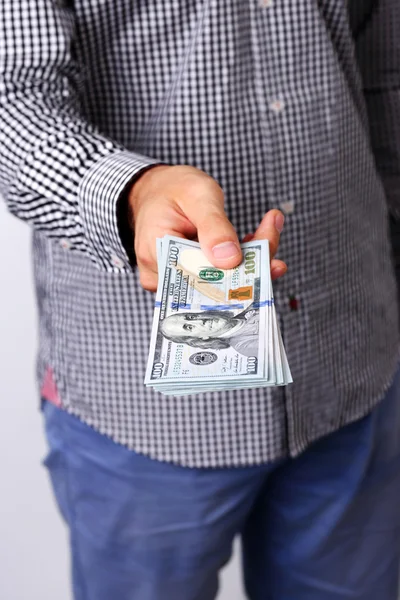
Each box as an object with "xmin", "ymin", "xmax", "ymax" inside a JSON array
[
  {"xmin": 0, "ymin": 0, "xmax": 156, "ymax": 272},
  {"xmin": 353, "ymin": 0, "xmax": 400, "ymax": 217}
]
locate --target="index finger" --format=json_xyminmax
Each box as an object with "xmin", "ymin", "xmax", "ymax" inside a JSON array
[{"xmin": 252, "ymin": 209, "xmax": 284, "ymax": 259}]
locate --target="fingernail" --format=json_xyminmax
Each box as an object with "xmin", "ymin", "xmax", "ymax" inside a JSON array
[
  {"xmin": 212, "ymin": 241, "xmax": 240, "ymax": 260},
  {"xmin": 275, "ymin": 213, "xmax": 285, "ymax": 233}
]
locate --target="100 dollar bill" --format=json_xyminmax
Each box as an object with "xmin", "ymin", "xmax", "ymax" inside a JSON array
[{"xmin": 145, "ymin": 236, "xmax": 271, "ymax": 386}]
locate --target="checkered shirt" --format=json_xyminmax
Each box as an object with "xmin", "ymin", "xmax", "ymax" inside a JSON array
[{"xmin": 0, "ymin": 0, "xmax": 399, "ymax": 466}]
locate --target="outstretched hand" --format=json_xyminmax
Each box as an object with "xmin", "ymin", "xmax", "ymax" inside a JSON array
[{"xmin": 129, "ymin": 165, "xmax": 287, "ymax": 291}]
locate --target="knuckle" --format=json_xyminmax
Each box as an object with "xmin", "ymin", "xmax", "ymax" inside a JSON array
[
  {"xmin": 140, "ymin": 253, "xmax": 154, "ymax": 270},
  {"xmin": 139, "ymin": 271, "xmax": 157, "ymax": 291},
  {"xmin": 181, "ymin": 172, "xmax": 223, "ymax": 202},
  {"xmin": 136, "ymin": 245, "xmax": 154, "ymax": 270},
  {"xmin": 198, "ymin": 210, "xmax": 231, "ymax": 233}
]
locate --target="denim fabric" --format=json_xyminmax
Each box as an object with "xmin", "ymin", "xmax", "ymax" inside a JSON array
[{"xmin": 43, "ymin": 367, "xmax": 400, "ymax": 599}]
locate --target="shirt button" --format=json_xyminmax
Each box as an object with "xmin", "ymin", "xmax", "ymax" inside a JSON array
[
  {"xmin": 281, "ymin": 201, "xmax": 295, "ymax": 215},
  {"xmin": 270, "ymin": 99, "xmax": 285, "ymax": 114},
  {"xmin": 60, "ymin": 239, "xmax": 71, "ymax": 250},
  {"xmin": 111, "ymin": 254, "xmax": 125, "ymax": 268},
  {"xmin": 261, "ymin": 0, "xmax": 273, "ymax": 6}
]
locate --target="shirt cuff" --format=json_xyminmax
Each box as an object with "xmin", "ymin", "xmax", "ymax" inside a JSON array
[{"xmin": 78, "ymin": 150, "xmax": 157, "ymax": 272}]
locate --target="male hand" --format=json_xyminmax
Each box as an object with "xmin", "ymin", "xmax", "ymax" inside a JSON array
[{"xmin": 129, "ymin": 165, "xmax": 287, "ymax": 291}]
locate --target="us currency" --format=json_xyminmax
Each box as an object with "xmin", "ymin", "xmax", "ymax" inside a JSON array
[{"xmin": 144, "ymin": 235, "xmax": 292, "ymax": 394}]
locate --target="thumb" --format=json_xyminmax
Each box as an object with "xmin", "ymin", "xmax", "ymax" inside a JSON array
[
  {"xmin": 253, "ymin": 209, "xmax": 284, "ymax": 259},
  {"xmin": 184, "ymin": 193, "xmax": 242, "ymax": 269}
]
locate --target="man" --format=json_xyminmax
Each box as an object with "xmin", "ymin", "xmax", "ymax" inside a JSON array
[{"xmin": 1, "ymin": 1, "xmax": 400, "ymax": 599}]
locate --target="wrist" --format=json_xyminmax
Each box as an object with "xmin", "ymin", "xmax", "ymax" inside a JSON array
[
  {"xmin": 117, "ymin": 164, "xmax": 165, "ymax": 265},
  {"xmin": 128, "ymin": 164, "xmax": 170, "ymax": 210}
]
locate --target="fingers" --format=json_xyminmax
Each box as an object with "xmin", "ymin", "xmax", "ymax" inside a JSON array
[
  {"xmin": 130, "ymin": 165, "xmax": 287, "ymax": 293},
  {"xmin": 181, "ymin": 182, "xmax": 242, "ymax": 269},
  {"xmin": 139, "ymin": 269, "xmax": 158, "ymax": 292},
  {"xmin": 135, "ymin": 242, "xmax": 158, "ymax": 291},
  {"xmin": 197, "ymin": 211, "xmax": 242, "ymax": 269},
  {"xmin": 252, "ymin": 209, "xmax": 287, "ymax": 279},
  {"xmin": 252, "ymin": 209, "xmax": 284, "ymax": 259},
  {"xmin": 271, "ymin": 258, "xmax": 287, "ymax": 280}
]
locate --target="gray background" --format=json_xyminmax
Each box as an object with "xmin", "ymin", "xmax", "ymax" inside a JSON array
[{"xmin": 0, "ymin": 202, "xmax": 246, "ymax": 600}]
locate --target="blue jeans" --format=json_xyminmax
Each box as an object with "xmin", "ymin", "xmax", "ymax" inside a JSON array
[{"xmin": 43, "ymin": 368, "xmax": 400, "ymax": 600}]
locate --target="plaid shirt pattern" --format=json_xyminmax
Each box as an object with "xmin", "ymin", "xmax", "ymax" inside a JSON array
[{"xmin": 1, "ymin": 0, "xmax": 399, "ymax": 466}]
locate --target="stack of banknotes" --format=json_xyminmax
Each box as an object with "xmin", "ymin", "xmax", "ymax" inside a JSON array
[{"xmin": 145, "ymin": 235, "xmax": 292, "ymax": 395}]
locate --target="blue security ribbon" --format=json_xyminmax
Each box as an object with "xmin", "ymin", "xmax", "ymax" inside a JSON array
[{"xmin": 154, "ymin": 299, "xmax": 274, "ymax": 310}]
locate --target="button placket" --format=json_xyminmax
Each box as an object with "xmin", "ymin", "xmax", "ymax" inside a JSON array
[
  {"xmin": 111, "ymin": 254, "xmax": 125, "ymax": 269},
  {"xmin": 60, "ymin": 239, "xmax": 71, "ymax": 250},
  {"xmin": 270, "ymin": 99, "xmax": 285, "ymax": 114},
  {"xmin": 280, "ymin": 201, "xmax": 295, "ymax": 215}
]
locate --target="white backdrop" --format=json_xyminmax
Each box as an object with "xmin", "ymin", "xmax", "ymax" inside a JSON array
[{"xmin": 0, "ymin": 202, "xmax": 245, "ymax": 600}]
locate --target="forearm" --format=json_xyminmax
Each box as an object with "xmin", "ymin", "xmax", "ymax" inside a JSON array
[{"xmin": 0, "ymin": 0, "xmax": 155, "ymax": 271}]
